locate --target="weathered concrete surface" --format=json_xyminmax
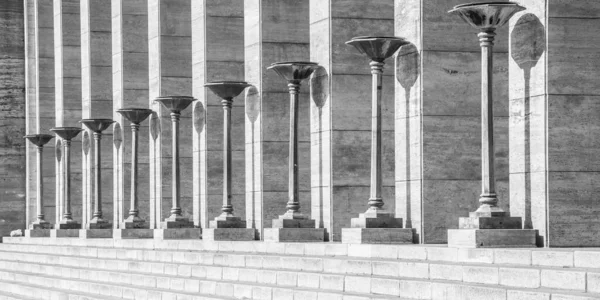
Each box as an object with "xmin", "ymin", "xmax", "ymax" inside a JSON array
[
  {"xmin": 309, "ymin": 0, "xmax": 396, "ymax": 242},
  {"xmin": 78, "ymin": 228, "xmax": 112, "ymax": 239},
  {"xmin": 148, "ymin": 0, "xmax": 194, "ymax": 228},
  {"xmin": 0, "ymin": 0, "xmax": 26, "ymax": 237},
  {"xmin": 191, "ymin": 0, "xmax": 245, "ymax": 228},
  {"xmin": 113, "ymin": 229, "xmax": 154, "ymax": 239},
  {"xmin": 263, "ymin": 228, "xmax": 326, "ymax": 242},
  {"xmin": 342, "ymin": 228, "xmax": 414, "ymax": 244},
  {"xmin": 153, "ymin": 228, "xmax": 201, "ymax": 240},
  {"xmin": 202, "ymin": 228, "xmax": 255, "ymax": 241},
  {"xmin": 395, "ymin": 0, "xmax": 510, "ymax": 243},
  {"xmin": 111, "ymin": 0, "xmax": 151, "ymax": 228},
  {"xmin": 245, "ymin": 0, "xmax": 311, "ymax": 239},
  {"xmin": 509, "ymin": 0, "xmax": 600, "ymax": 247}
]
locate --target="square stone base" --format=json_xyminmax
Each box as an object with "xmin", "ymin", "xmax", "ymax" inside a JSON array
[
  {"xmin": 25, "ymin": 229, "xmax": 51, "ymax": 238},
  {"xmin": 50, "ymin": 229, "xmax": 80, "ymax": 238},
  {"xmin": 342, "ymin": 228, "xmax": 414, "ymax": 244},
  {"xmin": 264, "ymin": 228, "xmax": 326, "ymax": 242},
  {"xmin": 113, "ymin": 229, "xmax": 154, "ymax": 239},
  {"xmin": 448, "ymin": 229, "xmax": 537, "ymax": 248},
  {"xmin": 459, "ymin": 216, "xmax": 522, "ymax": 229},
  {"xmin": 202, "ymin": 228, "xmax": 255, "ymax": 241},
  {"xmin": 79, "ymin": 229, "xmax": 113, "ymax": 239},
  {"xmin": 55, "ymin": 222, "xmax": 81, "ymax": 230},
  {"xmin": 272, "ymin": 218, "xmax": 315, "ymax": 228},
  {"xmin": 153, "ymin": 228, "xmax": 202, "ymax": 240},
  {"xmin": 88, "ymin": 221, "xmax": 112, "ymax": 230}
]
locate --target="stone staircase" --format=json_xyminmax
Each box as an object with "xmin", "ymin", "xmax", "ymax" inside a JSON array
[{"xmin": 0, "ymin": 238, "xmax": 599, "ymax": 300}]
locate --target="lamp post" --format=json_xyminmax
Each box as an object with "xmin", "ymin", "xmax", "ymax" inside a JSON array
[
  {"xmin": 341, "ymin": 36, "xmax": 414, "ymax": 244},
  {"xmin": 447, "ymin": 2, "xmax": 536, "ymax": 248},
  {"xmin": 24, "ymin": 134, "xmax": 54, "ymax": 232}
]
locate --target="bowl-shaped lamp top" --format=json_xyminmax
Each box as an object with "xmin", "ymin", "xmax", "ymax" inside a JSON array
[
  {"xmin": 154, "ymin": 96, "xmax": 196, "ymax": 113},
  {"xmin": 267, "ymin": 62, "xmax": 320, "ymax": 83},
  {"xmin": 24, "ymin": 134, "xmax": 54, "ymax": 147},
  {"xmin": 50, "ymin": 127, "xmax": 83, "ymax": 140},
  {"xmin": 449, "ymin": 2, "xmax": 525, "ymax": 30},
  {"xmin": 116, "ymin": 108, "xmax": 154, "ymax": 124},
  {"xmin": 345, "ymin": 36, "xmax": 409, "ymax": 62},
  {"xmin": 205, "ymin": 81, "xmax": 251, "ymax": 100},
  {"xmin": 80, "ymin": 119, "xmax": 115, "ymax": 133}
]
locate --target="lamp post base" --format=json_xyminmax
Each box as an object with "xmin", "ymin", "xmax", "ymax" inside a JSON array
[
  {"xmin": 30, "ymin": 220, "xmax": 53, "ymax": 230},
  {"xmin": 113, "ymin": 229, "xmax": 154, "ymax": 239},
  {"xmin": 161, "ymin": 215, "xmax": 194, "ymax": 229},
  {"xmin": 50, "ymin": 229, "xmax": 80, "ymax": 238},
  {"xmin": 209, "ymin": 215, "xmax": 246, "ymax": 228},
  {"xmin": 202, "ymin": 228, "xmax": 256, "ymax": 241},
  {"xmin": 25, "ymin": 229, "xmax": 51, "ymax": 238},
  {"xmin": 264, "ymin": 228, "xmax": 326, "ymax": 242},
  {"xmin": 342, "ymin": 228, "xmax": 415, "ymax": 244},
  {"xmin": 55, "ymin": 221, "xmax": 81, "ymax": 230},
  {"xmin": 448, "ymin": 229, "xmax": 537, "ymax": 248},
  {"xmin": 153, "ymin": 228, "xmax": 202, "ymax": 240},
  {"xmin": 88, "ymin": 218, "xmax": 112, "ymax": 229},
  {"xmin": 350, "ymin": 210, "xmax": 404, "ymax": 228},
  {"xmin": 79, "ymin": 229, "xmax": 113, "ymax": 239},
  {"xmin": 121, "ymin": 216, "xmax": 149, "ymax": 229}
]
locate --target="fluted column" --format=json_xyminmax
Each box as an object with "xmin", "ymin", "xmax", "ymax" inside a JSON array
[
  {"xmin": 244, "ymin": 0, "xmax": 310, "ymax": 239},
  {"xmin": 111, "ymin": 0, "xmax": 150, "ymax": 229},
  {"xmin": 191, "ymin": 0, "xmax": 244, "ymax": 229}
]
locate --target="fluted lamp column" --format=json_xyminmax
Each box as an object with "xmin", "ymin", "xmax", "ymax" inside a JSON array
[
  {"xmin": 114, "ymin": 108, "xmax": 155, "ymax": 239},
  {"xmin": 203, "ymin": 82, "xmax": 256, "ymax": 241},
  {"xmin": 78, "ymin": 119, "xmax": 115, "ymax": 238},
  {"xmin": 153, "ymin": 96, "xmax": 202, "ymax": 240},
  {"xmin": 49, "ymin": 127, "xmax": 83, "ymax": 237},
  {"xmin": 263, "ymin": 62, "xmax": 327, "ymax": 242},
  {"xmin": 341, "ymin": 36, "xmax": 415, "ymax": 244},
  {"xmin": 447, "ymin": 2, "xmax": 536, "ymax": 248},
  {"xmin": 24, "ymin": 134, "xmax": 54, "ymax": 237}
]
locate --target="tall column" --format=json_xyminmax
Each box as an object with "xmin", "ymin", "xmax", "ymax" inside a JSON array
[
  {"xmin": 191, "ymin": 0, "xmax": 245, "ymax": 229},
  {"xmin": 148, "ymin": 0, "xmax": 194, "ymax": 230},
  {"xmin": 245, "ymin": 0, "xmax": 310, "ymax": 239},
  {"xmin": 81, "ymin": 0, "xmax": 113, "ymax": 229},
  {"xmin": 54, "ymin": 0, "xmax": 82, "ymax": 224},
  {"xmin": 394, "ymin": 0, "xmax": 510, "ymax": 243},
  {"xmin": 309, "ymin": 0, "xmax": 396, "ymax": 241},
  {"xmin": 112, "ymin": 0, "xmax": 150, "ymax": 229},
  {"xmin": 509, "ymin": 0, "xmax": 600, "ymax": 247},
  {"xmin": 0, "ymin": 0, "xmax": 27, "ymax": 237}
]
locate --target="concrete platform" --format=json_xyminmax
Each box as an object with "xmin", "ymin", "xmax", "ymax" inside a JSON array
[
  {"xmin": 24, "ymin": 229, "xmax": 51, "ymax": 238},
  {"xmin": 50, "ymin": 229, "xmax": 80, "ymax": 238},
  {"xmin": 263, "ymin": 228, "xmax": 326, "ymax": 242},
  {"xmin": 78, "ymin": 229, "xmax": 113, "ymax": 239},
  {"xmin": 153, "ymin": 228, "xmax": 202, "ymax": 240},
  {"xmin": 112, "ymin": 229, "xmax": 154, "ymax": 239},
  {"xmin": 448, "ymin": 229, "xmax": 538, "ymax": 248},
  {"xmin": 202, "ymin": 228, "xmax": 255, "ymax": 241},
  {"xmin": 342, "ymin": 228, "xmax": 414, "ymax": 244}
]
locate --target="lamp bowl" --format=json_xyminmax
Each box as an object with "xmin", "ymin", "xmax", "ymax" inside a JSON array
[
  {"xmin": 116, "ymin": 108, "xmax": 154, "ymax": 124},
  {"xmin": 24, "ymin": 134, "xmax": 54, "ymax": 147},
  {"xmin": 345, "ymin": 36, "xmax": 409, "ymax": 62},
  {"xmin": 50, "ymin": 127, "xmax": 83, "ymax": 141},
  {"xmin": 267, "ymin": 62, "xmax": 320, "ymax": 83},
  {"xmin": 205, "ymin": 81, "xmax": 251, "ymax": 100},
  {"xmin": 154, "ymin": 96, "xmax": 196, "ymax": 113},
  {"xmin": 80, "ymin": 119, "xmax": 115, "ymax": 133},
  {"xmin": 449, "ymin": 2, "xmax": 526, "ymax": 30}
]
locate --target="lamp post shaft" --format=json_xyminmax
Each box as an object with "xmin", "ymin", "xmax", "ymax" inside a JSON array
[
  {"xmin": 63, "ymin": 140, "xmax": 72, "ymax": 220},
  {"xmin": 93, "ymin": 133, "xmax": 102, "ymax": 218},
  {"xmin": 479, "ymin": 29, "xmax": 498, "ymax": 207},
  {"xmin": 130, "ymin": 123, "xmax": 139, "ymax": 217},
  {"xmin": 369, "ymin": 61, "xmax": 384, "ymax": 209},
  {"xmin": 287, "ymin": 82, "xmax": 300, "ymax": 213},
  {"xmin": 171, "ymin": 113, "xmax": 181, "ymax": 216},
  {"xmin": 36, "ymin": 146, "xmax": 44, "ymax": 221},
  {"xmin": 222, "ymin": 99, "xmax": 233, "ymax": 215}
]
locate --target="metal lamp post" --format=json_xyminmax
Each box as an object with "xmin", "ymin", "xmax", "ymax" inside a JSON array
[{"xmin": 24, "ymin": 134, "xmax": 54, "ymax": 230}]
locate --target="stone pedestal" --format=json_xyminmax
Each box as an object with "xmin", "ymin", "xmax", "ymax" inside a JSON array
[
  {"xmin": 50, "ymin": 229, "xmax": 80, "ymax": 238},
  {"xmin": 448, "ymin": 229, "xmax": 537, "ymax": 248},
  {"xmin": 264, "ymin": 228, "xmax": 326, "ymax": 243},
  {"xmin": 202, "ymin": 228, "xmax": 255, "ymax": 241},
  {"xmin": 153, "ymin": 228, "xmax": 202, "ymax": 240},
  {"xmin": 79, "ymin": 229, "xmax": 112, "ymax": 239},
  {"xmin": 25, "ymin": 229, "xmax": 51, "ymax": 238},
  {"xmin": 342, "ymin": 228, "xmax": 414, "ymax": 244},
  {"xmin": 113, "ymin": 229, "xmax": 154, "ymax": 239}
]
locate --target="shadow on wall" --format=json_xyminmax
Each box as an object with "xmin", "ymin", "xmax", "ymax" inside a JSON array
[
  {"xmin": 510, "ymin": 13, "xmax": 545, "ymax": 246},
  {"xmin": 309, "ymin": 66, "xmax": 329, "ymax": 238},
  {"xmin": 395, "ymin": 42, "xmax": 420, "ymax": 242}
]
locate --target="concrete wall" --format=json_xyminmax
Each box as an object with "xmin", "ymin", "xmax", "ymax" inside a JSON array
[{"xmin": 0, "ymin": 0, "xmax": 26, "ymax": 236}]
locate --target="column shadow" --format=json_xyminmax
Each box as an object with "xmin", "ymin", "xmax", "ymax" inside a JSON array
[
  {"xmin": 510, "ymin": 13, "xmax": 545, "ymax": 246},
  {"xmin": 395, "ymin": 43, "xmax": 420, "ymax": 242},
  {"xmin": 245, "ymin": 86, "xmax": 259, "ymax": 238},
  {"xmin": 310, "ymin": 66, "xmax": 329, "ymax": 240}
]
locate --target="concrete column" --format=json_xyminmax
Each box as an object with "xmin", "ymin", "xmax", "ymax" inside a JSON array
[
  {"xmin": 111, "ymin": 0, "xmax": 150, "ymax": 228},
  {"xmin": 244, "ymin": 0, "xmax": 310, "ymax": 239},
  {"xmin": 53, "ymin": 0, "xmax": 82, "ymax": 224},
  {"xmin": 0, "ymin": 0, "xmax": 27, "ymax": 237},
  {"xmin": 309, "ymin": 0, "xmax": 396, "ymax": 241},
  {"xmin": 191, "ymin": 1, "xmax": 244, "ymax": 228},
  {"xmin": 25, "ymin": 0, "xmax": 38, "ymax": 227},
  {"xmin": 395, "ymin": 0, "xmax": 510, "ymax": 243},
  {"xmin": 509, "ymin": 0, "xmax": 600, "ymax": 247},
  {"xmin": 148, "ymin": 0, "xmax": 193, "ymax": 229},
  {"xmin": 81, "ymin": 0, "xmax": 113, "ymax": 229}
]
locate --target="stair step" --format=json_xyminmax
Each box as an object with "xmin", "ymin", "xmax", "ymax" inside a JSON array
[
  {"xmin": 0, "ymin": 254, "xmax": 598, "ymax": 300},
  {"xmin": 0, "ymin": 278, "xmax": 120, "ymax": 300}
]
